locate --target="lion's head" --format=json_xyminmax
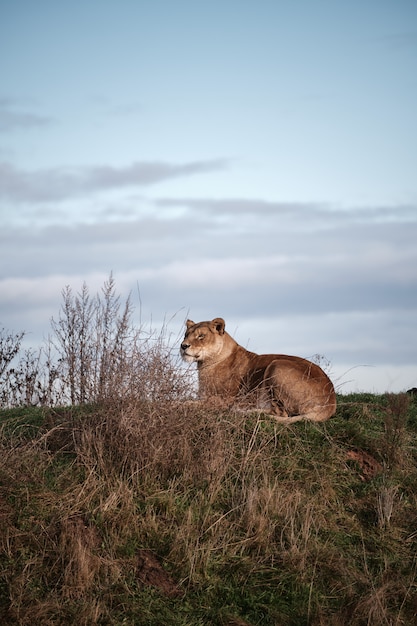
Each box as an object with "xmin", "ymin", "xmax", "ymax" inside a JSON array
[{"xmin": 180, "ymin": 318, "xmax": 229, "ymax": 364}]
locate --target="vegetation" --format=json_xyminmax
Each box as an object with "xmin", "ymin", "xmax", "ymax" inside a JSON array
[
  {"xmin": 0, "ymin": 274, "xmax": 183, "ymax": 409},
  {"xmin": 1, "ymin": 277, "xmax": 416, "ymax": 624},
  {"xmin": 0, "ymin": 392, "xmax": 416, "ymax": 625}
]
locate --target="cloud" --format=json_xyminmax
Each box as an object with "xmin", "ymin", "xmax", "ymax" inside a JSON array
[
  {"xmin": 2, "ymin": 201, "xmax": 416, "ymax": 290},
  {"xmin": 2, "ymin": 219, "xmax": 416, "ymax": 328},
  {"xmin": 0, "ymin": 98, "xmax": 53, "ymax": 132},
  {"xmin": 0, "ymin": 159, "xmax": 230, "ymax": 203},
  {"xmin": 1, "ymin": 196, "xmax": 416, "ymax": 393},
  {"xmin": 157, "ymin": 197, "xmax": 417, "ymax": 227},
  {"xmin": 157, "ymin": 197, "xmax": 323, "ymax": 216}
]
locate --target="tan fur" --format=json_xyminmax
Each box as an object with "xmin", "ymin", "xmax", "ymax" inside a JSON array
[{"xmin": 180, "ymin": 318, "xmax": 337, "ymax": 423}]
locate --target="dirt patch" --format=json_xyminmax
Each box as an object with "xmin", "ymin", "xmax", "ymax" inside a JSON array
[
  {"xmin": 136, "ymin": 549, "xmax": 184, "ymax": 598},
  {"xmin": 346, "ymin": 449, "xmax": 383, "ymax": 481}
]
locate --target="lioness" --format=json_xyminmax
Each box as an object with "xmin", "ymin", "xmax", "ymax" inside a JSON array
[{"xmin": 181, "ymin": 318, "xmax": 336, "ymax": 422}]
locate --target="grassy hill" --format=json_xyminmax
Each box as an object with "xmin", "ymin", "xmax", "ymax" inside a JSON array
[{"xmin": 1, "ymin": 393, "xmax": 417, "ymax": 625}]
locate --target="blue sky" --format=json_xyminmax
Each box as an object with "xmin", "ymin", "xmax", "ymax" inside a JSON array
[{"xmin": 1, "ymin": 0, "xmax": 416, "ymax": 393}]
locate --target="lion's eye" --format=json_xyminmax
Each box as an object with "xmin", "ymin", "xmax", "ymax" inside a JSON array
[{"xmin": 197, "ymin": 334, "xmax": 205, "ymax": 340}]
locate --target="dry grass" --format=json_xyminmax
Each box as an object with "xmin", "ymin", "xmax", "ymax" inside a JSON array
[{"xmin": 1, "ymin": 388, "xmax": 417, "ymax": 625}]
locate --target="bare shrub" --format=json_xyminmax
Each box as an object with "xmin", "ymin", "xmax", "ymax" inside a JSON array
[
  {"xmin": 50, "ymin": 274, "xmax": 137, "ymax": 404},
  {"xmin": 381, "ymin": 393, "xmax": 410, "ymax": 467},
  {"xmin": 1, "ymin": 275, "xmax": 189, "ymax": 408},
  {"xmin": 0, "ymin": 327, "xmax": 64, "ymax": 407},
  {"xmin": 49, "ymin": 274, "xmax": 189, "ymax": 406},
  {"xmin": 0, "ymin": 328, "xmax": 24, "ymax": 379},
  {"xmin": 0, "ymin": 328, "xmax": 25, "ymax": 406}
]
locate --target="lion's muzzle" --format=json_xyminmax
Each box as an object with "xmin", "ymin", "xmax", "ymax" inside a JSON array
[
  {"xmin": 180, "ymin": 342, "xmax": 198, "ymax": 362},
  {"xmin": 180, "ymin": 341, "xmax": 191, "ymax": 358}
]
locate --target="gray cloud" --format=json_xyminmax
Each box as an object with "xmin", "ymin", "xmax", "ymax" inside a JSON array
[
  {"xmin": 0, "ymin": 159, "xmax": 230, "ymax": 203},
  {"xmin": 1, "ymin": 197, "xmax": 416, "ymax": 392},
  {"xmin": 156, "ymin": 197, "xmax": 323, "ymax": 216},
  {"xmin": 2, "ymin": 204, "xmax": 416, "ymax": 303},
  {"xmin": 0, "ymin": 99, "xmax": 53, "ymax": 132},
  {"xmin": 157, "ymin": 197, "xmax": 417, "ymax": 226}
]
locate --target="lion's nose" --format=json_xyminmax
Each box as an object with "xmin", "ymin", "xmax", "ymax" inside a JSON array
[{"xmin": 181, "ymin": 342, "xmax": 190, "ymax": 351}]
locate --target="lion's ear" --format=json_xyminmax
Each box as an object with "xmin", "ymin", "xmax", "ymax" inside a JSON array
[
  {"xmin": 212, "ymin": 318, "xmax": 225, "ymax": 335},
  {"xmin": 186, "ymin": 319, "xmax": 195, "ymax": 329}
]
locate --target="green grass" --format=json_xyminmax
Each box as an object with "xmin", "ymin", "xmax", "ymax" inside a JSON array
[{"xmin": 1, "ymin": 393, "xmax": 417, "ymax": 625}]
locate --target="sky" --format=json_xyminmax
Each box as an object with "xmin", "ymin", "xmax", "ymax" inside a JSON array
[{"xmin": 1, "ymin": 0, "xmax": 416, "ymax": 394}]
